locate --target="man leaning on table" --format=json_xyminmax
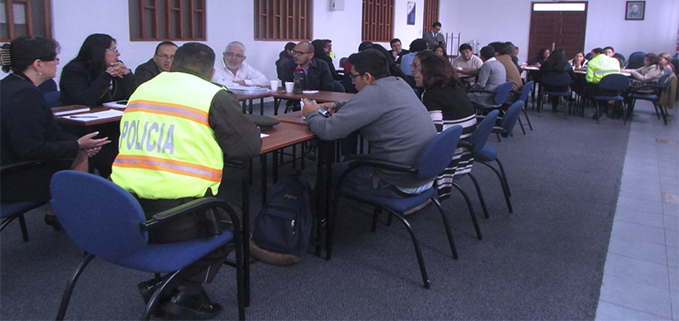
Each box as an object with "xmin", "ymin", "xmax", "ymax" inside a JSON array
[
  {"xmin": 211, "ymin": 41, "xmax": 269, "ymax": 88},
  {"xmin": 301, "ymin": 49, "xmax": 437, "ymax": 197},
  {"xmin": 111, "ymin": 42, "xmax": 261, "ymax": 320},
  {"xmin": 134, "ymin": 41, "xmax": 178, "ymax": 87}
]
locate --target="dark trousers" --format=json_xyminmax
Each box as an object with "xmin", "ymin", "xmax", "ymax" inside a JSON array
[{"xmin": 136, "ymin": 196, "xmax": 240, "ymax": 283}]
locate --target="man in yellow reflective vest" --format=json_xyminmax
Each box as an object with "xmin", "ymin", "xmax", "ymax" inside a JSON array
[
  {"xmin": 585, "ymin": 47, "xmax": 622, "ymax": 119},
  {"xmin": 111, "ymin": 42, "xmax": 261, "ymax": 319}
]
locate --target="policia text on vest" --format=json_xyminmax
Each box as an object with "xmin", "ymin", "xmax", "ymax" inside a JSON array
[{"xmin": 120, "ymin": 118, "xmax": 175, "ymax": 155}]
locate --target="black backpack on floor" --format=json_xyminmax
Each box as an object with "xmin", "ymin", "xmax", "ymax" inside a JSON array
[{"xmin": 250, "ymin": 171, "xmax": 314, "ymax": 266}]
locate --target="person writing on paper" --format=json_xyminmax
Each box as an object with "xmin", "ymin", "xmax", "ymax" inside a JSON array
[
  {"xmin": 211, "ymin": 41, "xmax": 269, "ymax": 88},
  {"xmin": 111, "ymin": 42, "xmax": 261, "ymax": 320},
  {"xmin": 302, "ymin": 49, "xmax": 437, "ymax": 197},
  {"xmin": 1, "ymin": 36, "xmax": 110, "ymax": 230},
  {"xmin": 134, "ymin": 41, "xmax": 178, "ymax": 86}
]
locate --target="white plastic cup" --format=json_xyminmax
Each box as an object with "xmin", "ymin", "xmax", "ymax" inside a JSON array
[
  {"xmin": 270, "ymin": 80, "xmax": 280, "ymax": 91},
  {"xmin": 285, "ymin": 82, "xmax": 294, "ymax": 93}
]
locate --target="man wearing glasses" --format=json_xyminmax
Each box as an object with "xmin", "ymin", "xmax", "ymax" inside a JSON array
[
  {"xmin": 211, "ymin": 41, "xmax": 269, "ymax": 88},
  {"xmin": 278, "ymin": 41, "xmax": 334, "ymax": 92},
  {"xmin": 134, "ymin": 41, "xmax": 177, "ymax": 87},
  {"xmin": 302, "ymin": 49, "xmax": 437, "ymax": 197}
]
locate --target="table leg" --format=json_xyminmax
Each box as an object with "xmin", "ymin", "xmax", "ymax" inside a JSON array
[{"xmin": 240, "ymin": 163, "xmax": 250, "ymax": 306}]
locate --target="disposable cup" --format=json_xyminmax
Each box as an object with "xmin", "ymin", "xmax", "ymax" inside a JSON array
[
  {"xmin": 285, "ymin": 82, "xmax": 294, "ymax": 93},
  {"xmin": 270, "ymin": 80, "xmax": 280, "ymax": 91}
]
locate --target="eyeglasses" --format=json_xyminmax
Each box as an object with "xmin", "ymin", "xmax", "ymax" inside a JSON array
[
  {"xmin": 40, "ymin": 57, "xmax": 59, "ymax": 62},
  {"xmin": 292, "ymin": 50, "xmax": 312, "ymax": 56},
  {"xmin": 155, "ymin": 54, "xmax": 174, "ymax": 60},
  {"xmin": 225, "ymin": 52, "xmax": 245, "ymax": 59},
  {"xmin": 349, "ymin": 72, "xmax": 364, "ymax": 80},
  {"xmin": 409, "ymin": 63, "xmax": 421, "ymax": 69},
  {"xmin": 106, "ymin": 48, "xmax": 119, "ymax": 53}
]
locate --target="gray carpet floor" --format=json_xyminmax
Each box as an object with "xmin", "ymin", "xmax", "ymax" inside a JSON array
[{"xmin": 1, "ymin": 101, "xmax": 633, "ymax": 320}]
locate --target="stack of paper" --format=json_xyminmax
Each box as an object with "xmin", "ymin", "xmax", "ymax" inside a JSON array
[{"xmin": 64, "ymin": 109, "xmax": 124, "ymax": 121}]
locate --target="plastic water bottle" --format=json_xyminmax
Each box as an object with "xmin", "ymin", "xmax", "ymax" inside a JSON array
[{"xmin": 293, "ymin": 66, "xmax": 305, "ymax": 94}]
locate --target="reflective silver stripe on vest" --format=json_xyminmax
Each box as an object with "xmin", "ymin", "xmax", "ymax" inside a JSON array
[
  {"xmin": 113, "ymin": 158, "xmax": 222, "ymax": 180},
  {"xmin": 594, "ymin": 69, "xmax": 619, "ymax": 74},
  {"xmin": 127, "ymin": 103, "xmax": 208, "ymax": 123}
]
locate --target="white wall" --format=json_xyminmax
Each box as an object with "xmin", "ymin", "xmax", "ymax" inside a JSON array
[{"xmin": 3, "ymin": 0, "xmax": 677, "ymax": 83}]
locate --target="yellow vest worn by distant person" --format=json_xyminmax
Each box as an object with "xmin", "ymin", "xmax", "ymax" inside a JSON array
[
  {"xmin": 586, "ymin": 54, "xmax": 621, "ymax": 84},
  {"xmin": 111, "ymin": 72, "xmax": 224, "ymax": 199}
]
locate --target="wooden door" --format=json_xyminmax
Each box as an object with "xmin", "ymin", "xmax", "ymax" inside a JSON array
[{"xmin": 528, "ymin": 2, "xmax": 587, "ymax": 61}]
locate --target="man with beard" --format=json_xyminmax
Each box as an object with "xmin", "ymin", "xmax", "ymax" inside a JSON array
[
  {"xmin": 211, "ymin": 41, "xmax": 269, "ymax": 87},
  {"xmin": 278, "ymin": 41, "xmax": 334, "ymax": 92}
]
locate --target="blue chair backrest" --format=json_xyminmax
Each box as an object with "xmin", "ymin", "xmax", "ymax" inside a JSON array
[
  {"xmin": 43, "ymin": 91, "xmax": 61, "ymax": 107},
  {"xmin": 413, "ymin": 125, "xmax": 463, "ymax": 180},
  {"xmin": 493, "ymin": 81, "xmax": 514, "ymax": 105},
  {"xmin": 50, "ymin": 171, "xmax": 148, "ymax": 259},
  {"xmin": 662, "ymin": 74, "xmax": 676, "ymax": 92},
  {"xmin": 540, "ymin": 72, "xmax": 571, "ymax": 87},
  {"xmin": 598, "ymin": 74, "xmax": 630, "ymax": 92},
  {"xmin": 627, "ymin": 51, "xmax": 646, "ymax": 69},
  {"xmin": 500, "ymin": 101, "xmax": 524, "ymax": 137},
  {"xmin": 519, "ymin": 80, "xmax": 534, "ymax": 102},
  {"xmin": 469, "ymin": 110, "xmax": 500, "ymax": 155}
]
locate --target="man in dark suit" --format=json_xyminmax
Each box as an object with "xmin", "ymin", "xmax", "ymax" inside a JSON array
[{"xmin": 423, "ymin": 21, "xmax": 446, "ymax": 50}]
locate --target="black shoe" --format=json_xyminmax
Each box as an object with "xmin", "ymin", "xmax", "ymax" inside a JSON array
[
  {"xmin": 44, "ymin": 214, "xmax": 62, "ymax": 231},
  {"xmin": 137, "ymin": 278, "xmax": 163, "ymax": 304},
  {"xmin": 163, "ymin": 287, "xmax": 223, "ymax": 320}
]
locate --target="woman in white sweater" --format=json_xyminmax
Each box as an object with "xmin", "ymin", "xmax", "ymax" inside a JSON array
[{"xmin": 629, "ymin": 53, "xmax": 664, "ymax": 83}]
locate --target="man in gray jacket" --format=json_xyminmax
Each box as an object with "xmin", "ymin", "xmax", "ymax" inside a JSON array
[{"xmin": 302, "ymin": 49, "xmax": 437, "ymax": 196}]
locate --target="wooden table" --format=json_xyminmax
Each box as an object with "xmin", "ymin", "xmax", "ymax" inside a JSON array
[
  {"xmin": 54, "ymin": 107, "xmax": 123, "ymax": 126},
  {"xmin": 236, "ymin": 92, "xmax": 270, "ymax": 115},
  {"xmin": 269, "ymin": 89, "xmax": 355, "ymax": 115}
]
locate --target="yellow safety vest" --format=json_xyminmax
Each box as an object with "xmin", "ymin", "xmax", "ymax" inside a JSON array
[
  {"xmin": 111, "ymin": 72, "xmax": 225, "ymax": 199},
  {"xmin": 586, "ymin": 54, "xmax": 621, "ymax": 84}
]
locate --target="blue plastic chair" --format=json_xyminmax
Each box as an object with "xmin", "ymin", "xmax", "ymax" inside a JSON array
[
  {"xmin": 451, "ymin": 110, "xmax": 500, "ymax": 220},
  {"xmin": 505, "ymin": 80, "xmax": 534, "ymax": 134},
  {"xmin": 0, "ymin": 160, "xmax": 54, "ymax": 241},
  {"xmin": 626, "ymin": 51, "xmax": 646, "ymax": 69},
  {"xmin": 538, "ymin": 72, "xmax": 572, "ymax": 115},
  {"xmin": 627, "ymin": 73, "xmax": 675, "ymax": 125},
  {"xmin": 471, "ymin": 109, "xmax": 514, "ymax": 213},
  {"xmin": 471, "ymin": 81, "xmax": 514, "ymax": 113},
  {"xmin": 50, "ymin": 171, "xmax": 246, "ymax": 320},
  {"xmin": 592, "ymin": 74, "xmax": 631, "ymax": 124},
  {"xmin": 326, "ymin": 126, "xmax": 464, "ymax": 289},
  {"xmin": 493, "ymin": 100, "xmax": 524, "ymax": 142}
]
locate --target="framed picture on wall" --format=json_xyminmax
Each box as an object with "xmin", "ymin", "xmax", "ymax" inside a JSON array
[
  {"xmin": 407, "ymin": 2, "xmax": 416, "ymax": 25},
  {"xmin": 625, "ymin": 1, "xmax": 644, "ymax": 20}
]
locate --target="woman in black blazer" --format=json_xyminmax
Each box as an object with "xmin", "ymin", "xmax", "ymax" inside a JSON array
[{"xmin": 0, "ymin": 35, "xmax": 110, "ymax": 228}]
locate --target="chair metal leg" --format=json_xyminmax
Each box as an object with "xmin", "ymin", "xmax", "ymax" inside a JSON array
[
  {"xmin": 452, "ymin": 182, "xmax": 482, "ymax": 240},
  {"xmin": 17, "ymin": 213, "xmax": 29, "ymax": 242},
  {"xmin": 478, "ymin": 161, "xmax": 513, "ymax": 213},
  {"xmin": 430, "ymin": 197, "xmax": 458, "ymax": 259},
  {"xmin": 517, "ymin": 117, "xmax": 526, "ymax": 135},
  {"xmin": 522, "ymin": 106, "xmax": 533, "ymax": 130},
  {"xmin": 387, "ymin": 210, "xmax": 431, "ymax": 289},
  {"xmin": 467, "ymin": 173, "xmax": 490, "ymax": 219},
  {"xmin": 56, "ymin": 254, "xmax": 96, "ymax": 321},
  {"xmin": 371, "ymin": 207, "xmax": 381, "ymax": 232},
  {"xmin": 141, "ymin": 271, "xmax": 183, "ymax": 321}
]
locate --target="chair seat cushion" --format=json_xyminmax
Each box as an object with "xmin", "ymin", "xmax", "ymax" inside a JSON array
[
  {"xmin": 1, "ymin": 201, "xmax": 45, "ymax": 218},
  {"xmin": 474, "ymin": 144, "xmax": 497, "ymax": 162},
  {"xmin": 341, "ymin": 187, "xmax": 435, "ymax": 213},
  {"xmin": 628, "ymin": 93, "xmax": 659, "ymax": 100},
  {"xmin": 592, "ymin": 95, "xmax": 624, "ymax": 101},
  {"xmin": 107, "ymin": 228, "xmax": 235, "ymax": 273}
]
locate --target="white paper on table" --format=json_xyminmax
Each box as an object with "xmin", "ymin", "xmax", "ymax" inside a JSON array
[
  {"xmin": 66, "ymin": 109, "xmax": 124, "ymax": 121},
  {"xmin": 260, "ymin": 133, "xmax": 270, "ymax": 138}
]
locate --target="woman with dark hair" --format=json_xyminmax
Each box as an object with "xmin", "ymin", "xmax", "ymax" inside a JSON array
[
  {"xmin": 629, "ymin": 53, "xmax": 664, "ymax": 83},
  {"xmin": 412, "ymin": 51, "xmax": 476, "ymax": 198},
  {"xmin": 538, "ymin": 48, "xmax": 574, "ymax": 112},
  {"xmin": 311, "ymin": 39, "xmax": 341, "ymax": 81},
  {"xmin": 527, "ymin": 48, "xmax": 550, "ymax": 66},
  {"xmin": 60, "ymin": 33, "xmax": 135, "ymax": 106},
  {"xmin": 434, "ymin": 44, "xmax": 447, "ymax": 57},
  {"xmin": 59, "ymin": 33, "xmax": 133, "ymax": 177},
  {"xmin": 569, "ymin": 50, "xmax": 588, "ymax": 69},
  {"xmin": 0, "ymin": 36, "xmax": 110, "ymax": 229}
]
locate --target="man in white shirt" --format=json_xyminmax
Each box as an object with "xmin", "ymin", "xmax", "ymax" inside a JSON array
[
  {"xmin": 452, "ymin": 43, "xmax": 483, "ymax": 77},
  {"xmin": 211, "ymin": 41, "xmax": 269, "ymax": 87}
]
